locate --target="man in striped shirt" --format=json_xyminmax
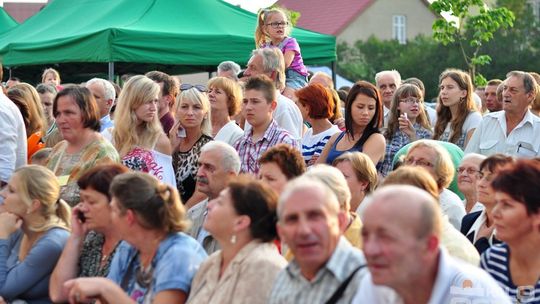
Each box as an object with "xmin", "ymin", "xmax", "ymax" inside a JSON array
[
  {"xmin": 234, "ymin": 75, "xmax": 298, "ymax": 175},
  {"xmin": 269, "ymin": 177, "xmax": 366, "ymax": 304}
]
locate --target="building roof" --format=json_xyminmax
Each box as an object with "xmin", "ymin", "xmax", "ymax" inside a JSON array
[
  {"xmin": 277, "ymin": 0, "xmax": 436, "ymax": 36},
  {"xmin": 277, "ymin": 0, "xmax": 374, "ymax": 35}
]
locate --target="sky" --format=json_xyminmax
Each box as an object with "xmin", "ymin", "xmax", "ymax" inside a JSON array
[{"xmin": 224, "ymin": 0, "xmax": 277, "ymax": 13}]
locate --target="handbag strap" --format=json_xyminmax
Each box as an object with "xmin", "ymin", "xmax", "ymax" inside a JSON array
[{"xmin": 325, "ymin": 264, "xmax": 366, "ymax": 304}]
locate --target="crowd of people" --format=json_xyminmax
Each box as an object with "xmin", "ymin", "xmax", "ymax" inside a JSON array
[{"xmin": 0, "ymin": 6, "xmax": 539, "ymax": 304}]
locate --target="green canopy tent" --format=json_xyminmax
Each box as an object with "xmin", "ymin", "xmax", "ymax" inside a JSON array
[
  {"xmin": 0, "ymin": 6, "xmax": 18, "ymax": 34},
  {"xmin": 0, "ymin": 0, "xmax": 336, "ymax": 83}
]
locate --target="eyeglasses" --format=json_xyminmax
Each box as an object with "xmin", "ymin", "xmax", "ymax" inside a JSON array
[
  {"xmin": 457, "ymin": 167, "xmax": 479, "ymax": 175},
  {"xmin": 400, "ymin": 97, "xmax": 421, "ymax": 104},
  {"xmin": 180, "ymin": 84, "xmax": 207, "ymax": 93},
  {"xmin": 266, "ymin": 21, "xmax": 289, "ymax": 29},
  {"xmin": 404, "ymin": 158, "xmax": 434, "ymax": 168}
]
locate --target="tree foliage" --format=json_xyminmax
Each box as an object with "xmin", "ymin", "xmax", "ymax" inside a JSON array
[{"xmin": 431, "ymin": 0, "xmax": 515, "ymax": 85}]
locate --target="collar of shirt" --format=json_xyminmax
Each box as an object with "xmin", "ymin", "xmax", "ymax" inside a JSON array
[
  {"xmin": 498, "ymin": 109, "xmax": 538, "ymax": 129},
  {"xmin": 287, "ymin": 237, "xmax": 362, "ymax": 283},
  {"xmin": 246, "ymin": 119, "xmax": 280, "ymax": 144}
]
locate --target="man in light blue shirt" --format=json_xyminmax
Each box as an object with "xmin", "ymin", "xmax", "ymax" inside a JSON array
[{"xmin": 86, "ymin": 78, "xmax": 116, "ymax": 132}]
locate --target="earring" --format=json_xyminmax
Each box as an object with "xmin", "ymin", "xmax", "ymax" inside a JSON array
[{"xmin": 230, "ymin": 235, "xmax": 237, "ymax": 244}]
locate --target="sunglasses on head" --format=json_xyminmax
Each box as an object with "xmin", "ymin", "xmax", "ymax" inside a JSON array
[{"xmin": 180, "ymin": 84, "xmax": 207, "ymax": 93}]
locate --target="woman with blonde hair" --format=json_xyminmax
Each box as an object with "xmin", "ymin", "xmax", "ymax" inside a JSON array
[
  {"xmin": 433, "ymin": 69, "xmax": 482, "ymax": 150},
  {"xmin": 333, "ymin": 151, "xmax": 378, "ymax": 215},
  {"xmin": 64, "ymin": 172, "xmax": 207, "ymax": 303},
  {"xmin": 207, "ymin": 77, "xmax": 243, "ymax": 146},
  {"xmin": 170, "ymin": 86, "xmax": 212, "ymax": 205},
  {"xmin": 0, "ymin": 165, "xmax": 71, "ymax": 302},
  {"xmin": 104, "ymin": 75, "xmax": 175, "ymax": 186},
  {"xmin": 380, "ymin": 84, "xmax": 432, "ymax": 176}
]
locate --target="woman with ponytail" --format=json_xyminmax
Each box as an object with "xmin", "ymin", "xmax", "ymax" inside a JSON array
[
  {"xmin": 0, "ymin": 165, "xmax": 71, "ymax": 303},
  {"xmin": 64, "ymin": 172, "xmax": 207, "ymax": 304}
]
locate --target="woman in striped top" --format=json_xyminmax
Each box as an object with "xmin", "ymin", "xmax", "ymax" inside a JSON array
[
  {"xmin": 295, "ymin": 83, "xmax": 340, "ymax": 166},
  {"xmin": 480, "ymin": 159, "xmax": 540, "ymax": 304}
]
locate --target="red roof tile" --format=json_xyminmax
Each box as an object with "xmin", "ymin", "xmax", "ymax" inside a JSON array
[{"xmin": 277, "ymin": 0, "xmax": 374, "ymax": 35}]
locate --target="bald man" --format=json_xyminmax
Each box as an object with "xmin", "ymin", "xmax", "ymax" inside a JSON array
[{"xmin": 352, "ymin": 185, "xmax": 510, "ymax": 304}]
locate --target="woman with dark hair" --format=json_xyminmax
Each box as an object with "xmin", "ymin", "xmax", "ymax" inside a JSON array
[
  {"xmin": 433, "ymin": 69, "xmax": 482, "ymax": 150},
  {"xmin": 49, "ymin": 163, "xmax": 129, "ymax": 303},
  {"xmin": 258, "ymin": 143, "xmax": 306, "ymax": 195},
  {"xmin": 0, "ymin": 165, "xmax": 71, "ymax": 302},
  {"xmin": 46, "ymin": 86, "xmax": 120, "ymax": 206},
  {"xmin": 187, "ymin": 176, "xmax": 286, "ymax": 304},
  {"xmin": 481, "ymin": 159, "xmax": 540, "ymax": 303},
  {"xmin": 295, "ymin": 83, "xmax": 340, "ymax": 166},
  {"xmin": 317, "ymin": 81, "xmax": 385, "ymax": 166},
  {"xmin": 380, "ymin": 83, "xmax": 432, "ymax": 176},
  {"xmin": 460, "ymin": 154, "xmax": 514, "ymax": 254},
  {"xmin": 64, "ymin": 172, "xmax": 207, "ymax": 303}
]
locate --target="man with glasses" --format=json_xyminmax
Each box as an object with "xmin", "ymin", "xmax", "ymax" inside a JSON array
[
  {"xmin": 403, "ymin": 140, "xmax": 466, "ymax": 229},
  {"xmin": 466, "ymin": 71, "xmax": 540, "ymax": 157},
  {"xmin": 145, "ymin": 71, "xmax": 179, "ymax": 134}
]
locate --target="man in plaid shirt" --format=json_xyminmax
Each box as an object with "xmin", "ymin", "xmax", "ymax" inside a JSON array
[{"xmin": 234, "ymin": 75, "xmax": 299, "ymax": 174}]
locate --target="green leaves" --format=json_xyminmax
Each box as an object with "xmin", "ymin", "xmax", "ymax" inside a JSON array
[{"xmin": 430, "ymin": 0, "xmax": 515, "ymax": 86}]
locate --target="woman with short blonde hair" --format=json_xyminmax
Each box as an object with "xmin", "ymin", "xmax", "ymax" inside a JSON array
[{"xmin": 170, "ymin": 87, "xmax": 213, "ymax": 205}]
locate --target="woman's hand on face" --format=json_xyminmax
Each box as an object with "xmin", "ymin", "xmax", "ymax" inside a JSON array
[
  {"xmin": 398, "ymin": 114, "xmax": 416, "ymax": 140},
  {"xmin": 0, "ymin": 212, "xmax": 22, "ymax": 238},
  {"xmin": 70, "ymin": 204, "xmax": 88, "ymax": 238},
  {"xmin": 168, "ymin": 120, "xmax": 184, "ymax": 152},
  {"xmin": 334, "ymin": 117, "xmax": 346, "ymax": 130}
]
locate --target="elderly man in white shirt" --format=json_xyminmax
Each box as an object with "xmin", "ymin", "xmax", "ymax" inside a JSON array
[
  {"xmin": 243, "ymin": 48, "xmax": 304, "ymax": 140},
  {"xmin": 466, "ymin": 71, "xmax": 540, "ymax": 157},
  {"xmin": 352, "ymin": 185, "xmax": 510, "ymax": 304}
]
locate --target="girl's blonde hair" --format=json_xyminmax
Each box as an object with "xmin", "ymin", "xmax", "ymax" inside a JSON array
[
  {"xmin": 113, "ymin": 75, "xmax": 162, "ymax": 156},
  {"xmin": 42, "ymin": 68, "xmax": 61, "ymax": 84},
  {"xmin": 433, "ymin": 69, "xmax": 478, "ymax": 143},
  {"xmin": 385, "ymin": 84, "xmax": 431, "ymax": 140},
  {"xmin": 176, "ymin": 88, "xmax": 212, "ymax": 136},
  {"xmin": 255, "ymin": 8, "xmax": 290, "ymax": 47},
  {"xmin": 207, "ymin": 76, "xmax": 242, "ymax": 116},
  {"xmin": 13, "ymin": 165, "xmax": 71, "ymax": 232}
]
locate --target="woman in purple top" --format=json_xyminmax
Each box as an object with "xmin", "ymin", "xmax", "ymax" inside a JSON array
[{"xmin": 255, "ymin": 8, "xmax": 308, "ymax": 99}]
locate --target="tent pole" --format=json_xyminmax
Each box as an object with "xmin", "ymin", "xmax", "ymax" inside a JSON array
[
  {"xmin": 331, "ymin": 61, "xmax": 337, "ymax": 89},
  {"xmin": 108, "ymin": 62, "xmax": 114, "ymax": 81}
]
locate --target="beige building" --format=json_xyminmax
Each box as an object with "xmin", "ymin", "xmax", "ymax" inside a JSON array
[{"xmin": 277, "ymin": 0, "xmax": 438, "ymax": 45}]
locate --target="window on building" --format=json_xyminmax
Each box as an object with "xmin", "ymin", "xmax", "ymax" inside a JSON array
[{"xmin": 392, "ymin": 15, "xmax": 407, "ymax": 44}]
